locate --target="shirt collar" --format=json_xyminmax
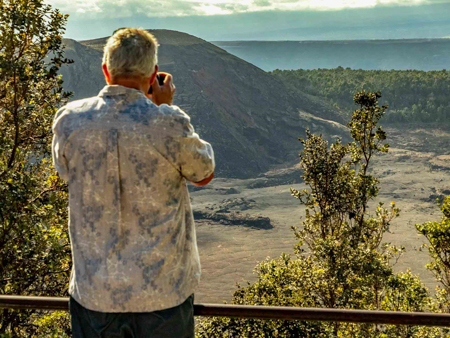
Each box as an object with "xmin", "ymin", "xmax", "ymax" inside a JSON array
[{"xmin": 98, "ymin": 85, "xmax": 148, "ymax": 100}]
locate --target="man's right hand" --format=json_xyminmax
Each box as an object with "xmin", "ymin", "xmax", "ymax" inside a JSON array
[{"xmin": 151, "ymin": 72, "xmax": 176, "ymax": 106}]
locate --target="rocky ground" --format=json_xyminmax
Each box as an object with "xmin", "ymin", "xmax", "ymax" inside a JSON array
[{"xmin": 191, "ymin": 126, "xmax": 450, "ymax": 304}]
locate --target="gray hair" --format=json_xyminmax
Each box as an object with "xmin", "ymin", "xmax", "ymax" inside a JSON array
[{"xmin": 103, "ymin": 28, "xmax": 159, "ymax": 79}]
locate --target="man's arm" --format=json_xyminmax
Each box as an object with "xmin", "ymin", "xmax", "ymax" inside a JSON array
[
  {"xmin": 151, "ymin": 72, "xmax": 214, "ymax": 185},
  {"xmin": 172, "ymin": 110, "xmax": 215, "ymax": 185},
  {"xmin": 51, "ymin": 108, "xmax": 69, "ymax": 181}
]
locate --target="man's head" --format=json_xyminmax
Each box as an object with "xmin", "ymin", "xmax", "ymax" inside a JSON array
[{"xmin": 102, "ymin": 28, "xmax": 159, "ymax": 94}]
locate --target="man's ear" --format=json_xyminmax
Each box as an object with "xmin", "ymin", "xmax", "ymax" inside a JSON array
[
  {"xmin": 150, "ymin": 65, "xmax": 159, "ymax": 86},
  {"xmin": 102, "ymin": 63, "xmax": 111, "ymax": 84}
]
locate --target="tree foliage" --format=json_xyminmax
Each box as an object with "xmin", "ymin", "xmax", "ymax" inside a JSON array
[
  {"xmin": 271, "ymin": 68, "xmax": 450, "ymax": 123},
  {"xmin": 0, "ymin": 0, "xmax": 72, "ymax": 335},
  {"xmin": 416, "ymin": 197, "xmax": 450, "ymax": 318},
  {"xmin": 196, "ymin": 91, "xmax": 432, "ymax": 337}
]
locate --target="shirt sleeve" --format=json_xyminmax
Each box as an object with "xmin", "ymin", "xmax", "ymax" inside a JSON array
[
  {"xmin": 51, "ymin": 107, "xmax": 69, "ymax": 181},
  {"xmin": 178, "ymin": 117, "xmax": 215, "ymax": 183}
]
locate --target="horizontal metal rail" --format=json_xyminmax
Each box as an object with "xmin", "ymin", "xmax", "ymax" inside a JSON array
[{"xmin": 1, "ymin": 295, "xmax": 450, "ymax": 327}]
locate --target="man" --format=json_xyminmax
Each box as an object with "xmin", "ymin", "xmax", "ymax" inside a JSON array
[{"xmin": 52, "ymin": 28, "xmax": 215, "ymax": 337}]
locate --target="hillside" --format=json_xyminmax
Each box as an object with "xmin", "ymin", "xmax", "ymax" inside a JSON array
[
  {"xmin": 61, "ymin": 39, "xmax": 106, "ymax": 100},
  {"xmin": 213, "ymin": 39, "xmax": 450, "ymax": 72},
  {"xmin": 60, "ymin": 30, "xmax": 345, "ymax": 178}
]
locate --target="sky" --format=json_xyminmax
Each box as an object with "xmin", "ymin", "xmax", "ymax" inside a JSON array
[{"xmin": 45, "ymin": 0, "xmax": 450, "ymax": 41}]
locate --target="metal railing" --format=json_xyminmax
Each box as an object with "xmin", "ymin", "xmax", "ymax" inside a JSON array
[{"xmin": 1, "ymin": 295, "xmax": 450, "ymax": 327}]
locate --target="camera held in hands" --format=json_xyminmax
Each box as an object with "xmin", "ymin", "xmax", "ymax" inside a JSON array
[{"xmin": 148, "ymin": 73, "xmax": 166, "ymax": 94}]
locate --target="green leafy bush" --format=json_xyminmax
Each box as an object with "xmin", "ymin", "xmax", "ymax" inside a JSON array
[{"xmin": 416, "ymin": 197, "xmax": 450, "ymax": 336}]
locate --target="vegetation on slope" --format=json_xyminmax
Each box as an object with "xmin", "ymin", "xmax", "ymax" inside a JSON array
[{"xmin": 272, "ymin": 68, "xmax": 450, "ymax": 124}]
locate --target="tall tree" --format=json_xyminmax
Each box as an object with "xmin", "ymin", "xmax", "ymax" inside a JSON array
[{"xmin": 0, "ymin": 0, "xmax": 72, "ymax": 335}]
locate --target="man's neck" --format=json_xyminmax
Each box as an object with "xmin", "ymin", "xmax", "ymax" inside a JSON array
[{"xmin": 109, "ymin": 78, "xmax": 147, "ymax": 95}]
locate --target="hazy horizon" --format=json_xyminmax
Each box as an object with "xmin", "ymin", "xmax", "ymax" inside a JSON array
[{"xmin": 45, "ymin": 1, "xmax": 450, "ymax": 42}]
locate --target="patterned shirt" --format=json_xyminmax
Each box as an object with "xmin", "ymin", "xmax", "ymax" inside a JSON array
[{"xmin": 51, "ymin": 85, "xmax": 215, "ymax": 312}]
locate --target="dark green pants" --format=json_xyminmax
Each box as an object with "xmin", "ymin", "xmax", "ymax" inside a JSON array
[{"xmin": 69, "ymin": 295, "xmax": 195, "ymax": 338}]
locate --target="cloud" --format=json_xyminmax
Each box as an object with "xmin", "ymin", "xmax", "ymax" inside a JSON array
[
  {"xmin": 253, "ymin": 0, "xmax": 271, "ymax": 6},
  {"xmin": 48, "ymin": 0, "xmax": 200, "ymax": 18},
  {"xmin": 46, "ymin": 0, "xmax": 450, "ymax": 18}
]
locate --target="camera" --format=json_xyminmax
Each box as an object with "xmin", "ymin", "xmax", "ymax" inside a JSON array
[{"xmin": 148, "ymin": 74, "xmax": 165, "ymax": 94}]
